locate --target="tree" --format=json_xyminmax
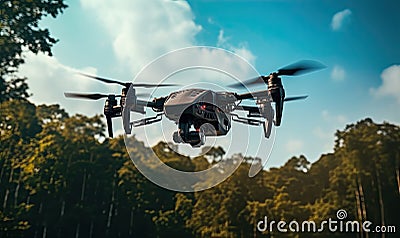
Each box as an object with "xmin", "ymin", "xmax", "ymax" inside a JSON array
[
  {"xmin": 0, "ymin": 100, "xmax": 41, "ymax": 236},
  {"xmin": 201, "ymin": 146, "xmax": 226, "ymax": 163},
  {"xmin": 2, "ymin": 95, "xmax": 399, "ymax": 238},
  {"xmin": 0, "ymin": 0, "xmax": 68, "ymax": 102},
  {"xmin": 333, "ymin": 118, "xmax": 400, "ymax": 234}
]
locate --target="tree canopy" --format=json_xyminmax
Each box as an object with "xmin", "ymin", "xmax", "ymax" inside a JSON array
[
  {"xmin": 0, "ymin": 0, "xmax": 67, "ymax": 102},
  {"xmin": 1, "ymin": 99, "xmax": 399, "ymax": 237}
]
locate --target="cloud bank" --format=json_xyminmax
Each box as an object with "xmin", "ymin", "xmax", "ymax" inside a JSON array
[
  {"xmin": 331, "ymin": 65, "xmax": 346, "ymax": 81},
  {"xmin": 370, "ymin": 65, "xmax": 400, "ymax": 103},
  {"xmin": 18, "ymin": 0, "xmax": 258, "ymax": 142},
  {"xmin": 80, "ymin": 0, "xmax": 202, "ymax": 74},
  {"xmin": 217, "ymin": 29, "xmax": 255, "ymax": 65},
  {"xmin": 19, "ymin": 52, "xmax": 105, "ymax": 116},
  {"xmin": 331, "ymin": 9, "xmax": 352, "ymax": 31}
]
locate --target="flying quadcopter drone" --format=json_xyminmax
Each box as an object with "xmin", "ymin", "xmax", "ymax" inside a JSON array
[{"xmin": 65, "ymin": 60, "xmax": 325, "ymax": 147}]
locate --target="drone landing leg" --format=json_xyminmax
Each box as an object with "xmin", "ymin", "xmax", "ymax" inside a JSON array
[
  {"xmin": 274, "ymin": 101, "xmax": 283, "ymax": 126},
  {"xmin": 178, "ymin": 121, "xmax": 189, "ymax": 142},
  {"xmin": 270, "ymin": 87, "xmax": 285, "ymax": 126},
  {"xmin": 106, "ymin": 116, "xmax": 113, "ymax": 138}
]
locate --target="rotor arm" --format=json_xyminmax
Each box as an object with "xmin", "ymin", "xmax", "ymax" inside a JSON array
[
  {"xmin": 135, "ymin": 96, "xmax": 167, "ymax": 112},
  {"xmin": 130, "ymin": 113, "xmax": 164, "ymax": 127},
  {"xmin": 235, "ymin": 90, "xmax": 271, "ymax": 101},
  {"xmin": 136, "ymin": 99, "xmax": 156, "ymax": 108},
  {"xmin": 231, "ymin": 113, "xmax": 263, "ymax": 126},
  {"xmin": 234, "ymin": 105, "xmax": 262, "ymax": 117}
]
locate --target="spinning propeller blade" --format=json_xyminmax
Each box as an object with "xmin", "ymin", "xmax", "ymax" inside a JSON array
[
  {"xmin": 64, "ymin": 92, "xmax": 150, "ymax": 100},
  {"xmin": 79, "ymin": 73, "xmax": 127, "ymax": 87},
  {"xmin": 284, "ymin": 95, "xmax": 308, "ymax": 102},
  {"xmin": 227, "ymin": 76, "xmax": 264, "ymax": 89},
  {"xmin": 64, "ymin": 92, "xmax": 119, "ymax": 100},
  {"xmin": 277, "ymin": 60, "xmax": 326, "ymax": 76},
  {"xmin": 228, "ymin": 60, "xmax": 325, "ymax": 89},
  {"xmin": 79, "ymin": 73, "xmax": 179, "ymax": 88}
]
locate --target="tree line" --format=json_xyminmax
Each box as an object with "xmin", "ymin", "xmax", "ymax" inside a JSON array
[{"xmin": 1, "ymin": 100, "xmax": 399, "ymax": 237}]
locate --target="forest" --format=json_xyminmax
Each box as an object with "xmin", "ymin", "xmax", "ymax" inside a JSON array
[
  {"xmin": 1, "ymin": 99, "xmax": 399, "ymax": 238},
  {"xmin": 1, "ymin": 1, "xmax": 399, "ymax": 237}
]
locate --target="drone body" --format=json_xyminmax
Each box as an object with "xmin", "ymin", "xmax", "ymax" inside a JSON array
[
  {"xmin": 150, "ymin": 89, "xmax": 236, "ymax": 146},
  {"xmin": 65, "ymin": 60, "xmax": 325, "ymax": 147}
]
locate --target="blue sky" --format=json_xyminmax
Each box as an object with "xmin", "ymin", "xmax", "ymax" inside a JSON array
[{"xmin": 20, "ymin": 0, "xmax": 400, "ymax": 168}]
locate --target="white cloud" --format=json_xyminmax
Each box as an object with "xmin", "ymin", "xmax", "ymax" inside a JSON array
[
  {"xmin": 313, "ymin": 127, "xmax": 330, "ymax": 139},
  {"xmin": 18, "ymin": 53, "xmax": 108, "ymax": 116},
  {"xmin": 19, "ymin": 0, "xmax": 209, "ymax": 116},
  {"xmin": 80, "ymin": 0, "xmax": 202, "ymax": 75},
  {"xmin": 216, "ymin": 29, "xmax": 256, "ymax": 65},
  {"xmin": 331, "ymin": 65, "xmax": 346, "ymax": 81},
  {"xmin": 370, "ymin": 65, "xmax": 400, "ymax": 103},
  {"xmin": 322, "ymin": 110, "xmax": 348, "ymax": 124},
  {"xmin": 77, "ymin": 0, "xmax": 256, "ymax": 81},
  {"xmin": 312, "ymin": 127, "xmax": 334, "ymax": 152},
  {"xmin": 232, "ymin": 46, "xmax": 256, "ymax": 65},
  {"xmin": 217, "ymin": 30, "xmax": 229, "ymax": 46},
  {"xmin": 331, "ymin": 9, "xmax": 352, "ymax": 31},
  {"xmin": 18, "ymin": 0, "xmax": 259, "ymax": 142},
  {"xmin": 285, "ymin": 139, "xmax": 304, "ymax": 154},
  {"xmin": 312, "ymin": 110, "xmax": 349, "ymax": 154}
]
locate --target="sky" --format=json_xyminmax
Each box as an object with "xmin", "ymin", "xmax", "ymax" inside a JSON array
[{"xmin": 19, "ymin": 0, "xmax": 400, "ymax": 168}]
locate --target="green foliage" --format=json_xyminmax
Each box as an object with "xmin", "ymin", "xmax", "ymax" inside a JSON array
[
  {"xmin": 0, "ymin": 100, "xmax": 41, "ymax": 236},
  {"xmin": 1, "ymin": 97, "xmax": 399, "ymax": 238},
  {"xmin": 0, "ymin": 0, "xmax": 67, "ymax": 102}
]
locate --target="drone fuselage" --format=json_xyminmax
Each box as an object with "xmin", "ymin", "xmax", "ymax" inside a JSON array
[{"xmin": 163, "ymin": 89, "xmax": 234, "ymax": 146}]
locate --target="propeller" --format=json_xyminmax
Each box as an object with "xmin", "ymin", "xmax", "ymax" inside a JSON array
[
  {"xmin": 64, "ymin": 92, "xmax": 150, "ymax": 100},
  {"xmin": 236, "ymin": 92, "xmax": 308, "ymax": 102},
  {"xmin": 277, "ymin": 60, "xmax": 326, "ymax": 76},
  {"xmin": 284, "ymin": 95, "xmax": 308, "ymax": 102},
  {"xmin": 228, "ymin": 60, "xmax": 325, "ymax": 89},
  {"xmin": 64, "ymin": 92, "xmax": 119, "ymax": 100},
  {"xmin": 79, "ymin": 73, "xmax": 179, "ymax": 88}
]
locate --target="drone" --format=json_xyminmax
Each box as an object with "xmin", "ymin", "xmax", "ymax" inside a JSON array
[{"xmin": 65, "ymin": 60, "xmax": 324, "ymax": 147}]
